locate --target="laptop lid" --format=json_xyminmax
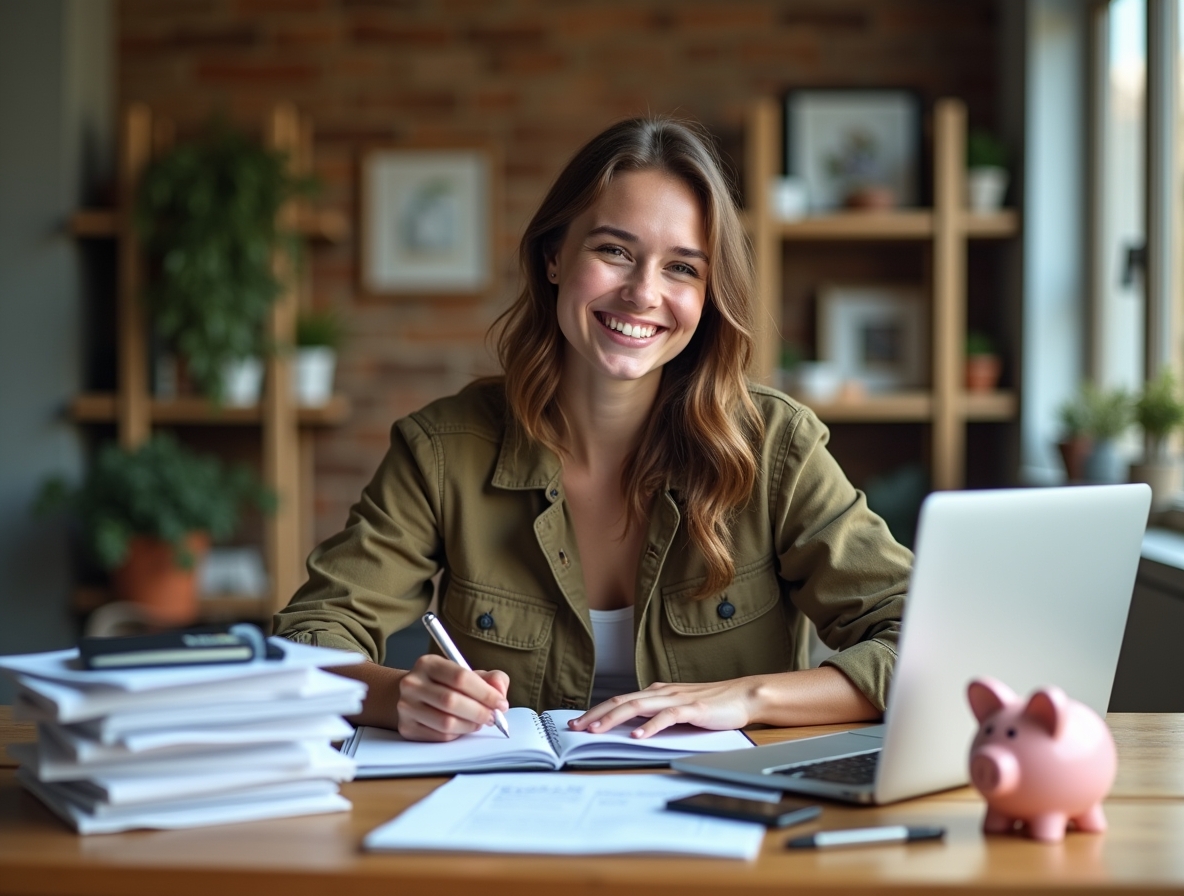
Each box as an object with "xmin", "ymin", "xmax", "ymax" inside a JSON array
[
  {"xmin": 872, "ymin": 483, "xmax": 1150, "ymax": 802},
  {"xmin": 672, "ymin": 484, "xmax": 1151, "ymax": 804}
]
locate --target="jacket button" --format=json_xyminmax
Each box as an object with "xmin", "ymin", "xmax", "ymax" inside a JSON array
[
  {"xmin": 549, "ymin": 488, "xmax": 559, "ymax": 499},
  {"xmin": 477, "ymin": 612, "xmax": 494, "ymax": 630},
  {"xmin": 717, "ymin": 600, "xmax": 735, "ymax": 620}
]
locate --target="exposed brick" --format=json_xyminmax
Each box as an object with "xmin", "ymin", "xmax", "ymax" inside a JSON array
[
  {"xmin": 195, "ymin": 60, "xmax": 320, "ymax": 85},
  {"xmin": 350, "ymin": 23, "xmax": 452, "ymax": 47},
  {"xmin": 117, "ymin": 0, "xmax": 1002, "ymax": 547}
]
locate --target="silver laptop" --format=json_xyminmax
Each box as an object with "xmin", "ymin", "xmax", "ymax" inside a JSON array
[{"xmin": 672, "ymin": 484, "xmax": 1151, "ymax": 804}]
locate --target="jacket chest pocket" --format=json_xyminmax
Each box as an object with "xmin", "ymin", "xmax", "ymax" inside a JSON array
[
  {"xmin": 660, "ymin": 562, "xmax": 791, "ymax": 682},
  {"xmin": 439, "ymin": 579, "xmax": 555, "ymax": 709}
]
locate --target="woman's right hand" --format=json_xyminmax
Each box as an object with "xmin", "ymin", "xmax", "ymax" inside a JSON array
[{"xmin": 396, "ymin": 654, "xmax": 510, "ymax": 742}]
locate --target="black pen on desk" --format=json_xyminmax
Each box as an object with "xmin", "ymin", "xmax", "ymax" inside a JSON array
[
  {"xmin": 786, "ymin": 825, "xmax": 945, "ymax": 850},
  {"xmin": 421, "ymin": 612, "xmax": 510, "ymax": 738}
]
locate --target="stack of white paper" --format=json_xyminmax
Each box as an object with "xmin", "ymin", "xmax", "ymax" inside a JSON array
[{"xmin": 0, "ymin": 639, "xmax": 367, "ymax": 834}]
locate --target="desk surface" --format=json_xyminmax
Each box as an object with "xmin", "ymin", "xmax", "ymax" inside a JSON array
[{"xmin": 2, "ymin": 708, "xmax": 1184, "ymax": 896}]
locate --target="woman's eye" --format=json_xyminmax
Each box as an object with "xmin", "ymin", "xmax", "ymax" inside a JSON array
[
  {"xmin": 598, "ymin": 244, "xmax": 627, "ymax": 258},
  {"xmin": 669, "ymin": 262, "xmax": 699, "ymax": 277}
]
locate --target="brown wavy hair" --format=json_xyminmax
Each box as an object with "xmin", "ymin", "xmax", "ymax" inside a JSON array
[{"xmin": 494, "ymin": 117, "xmax": 764, "ymax": 599}]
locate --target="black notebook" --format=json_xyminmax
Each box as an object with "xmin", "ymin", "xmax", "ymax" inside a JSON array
[{"xmin": 341, "ymin": 708, "xmax": 753, "ymax": 778}]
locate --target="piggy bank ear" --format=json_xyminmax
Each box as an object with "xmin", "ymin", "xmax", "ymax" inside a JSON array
[
  {"xmin": 1022, "ymin": 686, "xmax": 1068, "ymax": 738},
  {"xmin": 967, "ymin": 677, "xmax": 1018, "ymax": 723}
]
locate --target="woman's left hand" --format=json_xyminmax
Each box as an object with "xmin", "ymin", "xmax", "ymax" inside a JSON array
[{"xmin": 568, "ymin": 678, "xmax": 761, "ymax": 739}]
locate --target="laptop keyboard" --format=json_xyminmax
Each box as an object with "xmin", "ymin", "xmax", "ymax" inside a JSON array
[{"xmin": 773, "ymin": 750, "xmax": 880, "ymax": 785}]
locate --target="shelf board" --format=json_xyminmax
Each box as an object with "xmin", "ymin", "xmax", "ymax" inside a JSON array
[
  {"xmin": 961, "ymin": 389, "xmax": 1018, "ymax": 420},
  {"xmin": 73, "ymin": 587, "xmax": 272, "ymax": 622},
  {"xmin": 793, "ymin": 389, "xmax": 1018, "ymax": 423},
  {"xmin": 69, "ymin": 207, "xmax": 348, "ymax": 243},
  {"xmin": 963, "ymin": 209, "xmax": 1020, "ymax": 238},
  {"xmin": 764, "ymin": 208, "xmax": 1019, "ymax": 242},
  {"xmin": 70, "ymin": 393, "xmax": 351, "ymax": 426},
  {"xmin": 800, "ymin": 391, "xmax": 934, "ymax": 422},
  {"xmin": 778, "ymin": 211, "xmax": 934, "ymax": 240}
]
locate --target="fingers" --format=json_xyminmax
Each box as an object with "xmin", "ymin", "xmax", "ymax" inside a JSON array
[
  {"xmin": 570, "ymin": 685, "xmax": 672, "ymax": 733},
  {"xmin": 396, "ymin": 655, "xmax": 510, "ymax": 742},
  {"xmin": 480, "ymin": 668, "xmax": 511, "ymax": 700}
]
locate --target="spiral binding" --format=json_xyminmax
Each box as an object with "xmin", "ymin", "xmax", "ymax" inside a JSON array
[{"xmin": 536, "ymin": 711, "xmax": 562, "ymax": 754}]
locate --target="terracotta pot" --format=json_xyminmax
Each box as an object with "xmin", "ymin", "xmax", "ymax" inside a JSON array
[
  {"xmin": 965, "ymin": 354, "xmax": 1003, "ymax": 392},
  {"xmin": 1057, "ymin": 436, "xmax": 1093, "ymax": 483},
  {"xmin": 111, "ymin": 533, "xmax": 209, "ymax": 626},
  {"xmin": 843, "ymin": 184, "xmax": 896, "ymax": 211}
]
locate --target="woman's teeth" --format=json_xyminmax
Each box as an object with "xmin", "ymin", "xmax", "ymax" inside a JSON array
[{"xmin": 602, "ymin": 315, "xmax": 657, "ymax": 339}]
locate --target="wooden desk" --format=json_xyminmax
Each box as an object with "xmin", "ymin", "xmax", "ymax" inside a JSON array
[{"xmin": 2, "ymin": 708, "xmax": 1183, "ymax": 895}]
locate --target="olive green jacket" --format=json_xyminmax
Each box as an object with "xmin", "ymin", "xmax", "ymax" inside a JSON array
[{"xmin": 274, "ymin": 381, "xmax": 911, "ymax": 713}]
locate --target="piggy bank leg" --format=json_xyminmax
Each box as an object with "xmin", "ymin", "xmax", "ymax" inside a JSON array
[
  {"xmin": 1071, "ymin": 803, "xmax": 1107, "ymax": 833},
  {"xmin": 1026, "ymin": 812, "xmax": 1069, "ymax": 843},
  {"xmin": 982, "ymin": 807, "xmax": 1014, "ymax": 834}
]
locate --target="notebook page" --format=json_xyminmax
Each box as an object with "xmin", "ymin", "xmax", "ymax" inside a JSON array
[
  {"xmin": 345, "ymin": 707, "xmax": 559, "ymax": 778},
  {"xmin": 543, "ymin": 709, "xmax": 753, "ymax": 764},
  {"xmin": 363, "ymin": 772, "xmax": 771, "ymax": 858}
]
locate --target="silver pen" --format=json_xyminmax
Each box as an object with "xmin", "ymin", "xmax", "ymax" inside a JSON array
[
  {"xmin": 786, "ymin": 825, "xmax": 945, "ymax": 849},
  {"xmin": 421, "ymin": 612, "xmax": 510, "ymax": 738}
]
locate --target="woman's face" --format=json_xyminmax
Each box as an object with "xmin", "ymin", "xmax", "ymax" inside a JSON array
[{"xmin": 548, "ymin": 169, "xmax": 709, "ymax": 386}]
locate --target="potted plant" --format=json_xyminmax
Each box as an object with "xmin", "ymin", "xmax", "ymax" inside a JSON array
[
  {"xmin": 1082, "ymin": 384, "xmax": 1132, "ymax": 484},
  {"xmin": 1056, "ymin": 392, "xmax": 1092, "ymax": 483},
  {"xmin": 966, "ymin": 128, "xmax": 1009, "ymax": 212},
  {"xmin": 1131, "ymin": 369, "xmax": 1184, "ymax": 510},
  {"xmin": 37, "ymin": 435, "xmax": 275, "ymax": 624},
  {"xmin": 294, "ymin": 309, "xmax": 343, "ymax": 406},
  {"xmin": 965, "ymin": 331, "xmax": 1002, "ymax": 393},
  {"xmin": 136, "ymin": 122, "xmax": 312, "ymax": 404}
]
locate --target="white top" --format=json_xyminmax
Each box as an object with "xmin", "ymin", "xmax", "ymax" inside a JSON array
[{"xmin": 588, "ymin": 606, "xmax": 637, "ymax": 707}]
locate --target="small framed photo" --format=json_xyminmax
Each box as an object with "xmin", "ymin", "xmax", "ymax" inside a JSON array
[
  {"xmin": 785, "ymin": 89, "xmax": 922, "ymax": 212},
  {"xmin": 818, "ymin": 285, "xmax": 929, "ymax": 392},
  {"xmin": 360, "ymin": 146, "xmax": 494, "ymax": 296}
]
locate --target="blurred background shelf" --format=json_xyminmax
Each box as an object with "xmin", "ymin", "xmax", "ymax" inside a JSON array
[{"xmin": 70, "ymin": 394, "xmax": 351, "ymax": 427}]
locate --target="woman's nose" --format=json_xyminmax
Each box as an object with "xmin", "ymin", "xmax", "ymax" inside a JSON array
[{"xmin": 624, "ymin": 262, "xmax": 660, "ymax": 308}]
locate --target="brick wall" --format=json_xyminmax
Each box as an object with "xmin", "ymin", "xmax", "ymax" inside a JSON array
[{"xmin": 118, "ymin": 0, "xmax": 1000, "ymax": 547}]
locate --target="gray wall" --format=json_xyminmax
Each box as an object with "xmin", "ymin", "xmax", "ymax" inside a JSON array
[{"xmin": 0, "ymin": 1, "xmax": 114, "ymax": 700}]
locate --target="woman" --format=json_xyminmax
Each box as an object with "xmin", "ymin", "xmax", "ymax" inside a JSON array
[{"xmin": 275, "ymin": 117, "xmax": 911, "ymax": 743}]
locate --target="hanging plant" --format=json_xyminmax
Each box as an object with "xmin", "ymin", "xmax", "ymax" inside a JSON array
[{"xmin": 136, "ymin": 122, "xmax": 313, "ymax": 400}]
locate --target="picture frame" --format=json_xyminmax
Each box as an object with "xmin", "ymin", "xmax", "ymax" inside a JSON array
[
  {"xmin": 360, "ymin": 146, "xmax": 494, "ymax": 296},
  {"xmin": 785, "ymin": 89, "xmax": 922, "ymax": 212},
  {"xmin": 817, "ymin": 284, "xmax": 929, "ymax": 392}
]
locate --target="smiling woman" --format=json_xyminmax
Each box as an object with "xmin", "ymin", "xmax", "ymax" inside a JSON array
[{"xmin": 274, "ymin": 117, "xmax": 911, "ymax": 745}]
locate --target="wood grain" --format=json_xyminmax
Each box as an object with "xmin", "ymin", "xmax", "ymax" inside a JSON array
[{"xmin": 2, "ymin": 709, "xmax": 1183, "ymax": 894}]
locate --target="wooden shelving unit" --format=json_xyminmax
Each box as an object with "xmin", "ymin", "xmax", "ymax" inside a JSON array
[
  {"xmin": 70, "ymin": 102, "xmax": 349, "ymax": 623},
  {"xmin": 745, "ymin": 97, "xmax": 1021, "ymax": 491}
]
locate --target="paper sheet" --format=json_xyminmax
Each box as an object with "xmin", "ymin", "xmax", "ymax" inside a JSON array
[{"xmin": 363, "ymin": 773, "xmax": 779, "ymax": 859}]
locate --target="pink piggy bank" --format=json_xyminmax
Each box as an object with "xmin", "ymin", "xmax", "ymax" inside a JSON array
[{"xmin": 967, "ymin": 677, "xmax": 1116, "ymax": 843}]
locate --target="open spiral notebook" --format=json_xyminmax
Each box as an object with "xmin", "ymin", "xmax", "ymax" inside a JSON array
[{"xmin": 341, "ymin": 707, "xmax": 753, "ymax": 778}]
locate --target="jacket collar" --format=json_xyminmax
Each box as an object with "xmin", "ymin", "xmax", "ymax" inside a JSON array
[{"xmin": 491, "ymin": 412, "xmax": 563, "ymax": 492}]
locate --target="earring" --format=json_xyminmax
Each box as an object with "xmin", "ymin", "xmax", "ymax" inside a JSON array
[{"xmin": 549, "ymin": 272, "xmax": 557, "ymax": 281}]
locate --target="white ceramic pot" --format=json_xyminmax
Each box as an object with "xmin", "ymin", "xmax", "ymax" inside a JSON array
[
  {"xmin": 221, "ymin": 357, "xmax": 264, "ymax": 407},
  {"xmin": 784, "ymin": 362, "xmax": 843, "ymax": 403},
  {"xmin": 294, "ymin": 347, "xmax": 337, "ymax": 406},
  {"xmin": 966, "ymin": 167, "xmax": 1009, "ymax": 212}
]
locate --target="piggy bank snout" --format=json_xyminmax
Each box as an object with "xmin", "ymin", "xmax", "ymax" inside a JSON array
[{"xmin": 970, "ymin": 744, "xmax": 1020, "ymax": 796}]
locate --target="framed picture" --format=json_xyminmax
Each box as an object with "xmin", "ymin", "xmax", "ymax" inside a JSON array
[
  {"xmin": 785, "ymin": 89, "xmax": 922, "ymax": 212},
  {"xmin": 818, "ymin": 284, "xmax": 929, "ymax": 392},
  {"xmin": 360, "ymin": 146, "xmax": 493, "ymax": 295}
]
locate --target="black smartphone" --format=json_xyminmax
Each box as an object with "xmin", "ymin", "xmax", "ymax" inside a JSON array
[{"xmin": 665, "ymin": 792, "xmax": 822, "ymax": 828}]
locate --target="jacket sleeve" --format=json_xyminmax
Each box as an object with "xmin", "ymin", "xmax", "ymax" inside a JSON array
[
  {"xmin": 272, "ymin": 415, "xmax": 443, "ymax": 663},
  {"xmin": 769, "ymin": 405, "xmax": 912, "ymax": 711}
]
